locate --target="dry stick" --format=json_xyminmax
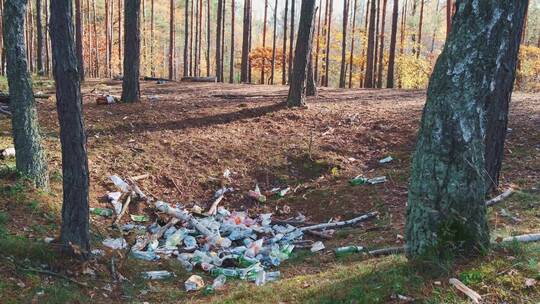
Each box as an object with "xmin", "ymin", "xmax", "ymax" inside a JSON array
[
  {"xmin": 128, "ymin": 178, "xmax": 147, "ymax": 199},
  {"xmin": 207, "ymin": 195, "xmax": 224, "ymax": 216},
  {"xmin": 300, "ymin": 212, "xmax": 379, "ymax": 231},
  {"xmin": 113, "ymin": 194, "xmax": 132, "ymax": 227},
  {"xmin": 305, "ymin": 230, "xmax": 333, "ymax": 239},
  {"xmin": 485, "ymin": 188, "xmax": 515, "ymax": 207},
  {"xmin": 130, "ymin": 173, "xmax": 150, "ymax": 181},
  {"xmin": 502, "ymin": 233, "xmax": 540, "ymax": 243},
  {"xmin": 367, "ymin": 246, "xmax": 406, "ymax": 256},
  {"xmin": 449, "ymin": 278, "xmax": 482, "ymax": 304},
  {"xmin": 22, "ymin": 267, "xmax": 88, "ymax": 287}
]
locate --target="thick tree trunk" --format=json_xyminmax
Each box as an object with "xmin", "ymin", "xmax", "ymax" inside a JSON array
[
  {"xmin": 386, "ymin": 0, "xmax": 398, "ymax": 88},
  {"xmin": 50, "ymin": 0, "xmax": 90, "ymax": 257},
  {"xmin": 376, "ymin": 0, "xmax": 387, "ymax": 88},
  {"xmin": 35, "ymin": 0, "xmax": 44, "ymax": 75},
  {"xmin": 338, "ymin": 0, "xmax": 348, "ymax": 88},
  {"xmin": 4, "ymin": 0, "xmax": 49, "ymax": 189},
  {"xmin": 270, "ymin": 0, "xmax": 278, "ymax": 84},
  {"xmin": 288, "ymin": 0, "xmax": 296, "ymax": 82},
  {"xmin": 347, "ymin": 0, "xmax": 357, "ymax": 88},
  {"xmin": 281, "ymin": 0, "xmax": 288, "ymax": 84},
  {"xmin": 240, "ymin": 0, "xmax": 250, "ymax": 83},
  {"xmin": 364, "ymin": 0, "xmax": 376, "ymax": 87},
  {"xmin": 216, "ymin": 0, "xmax": 223, "ymax": 82},
  {"xmin": 169, "ymin": 0, "xmax": 175, "ymax": 79},
  {"xmin": 406, "ymin": 0, "xmax": 527, "ymax": 261},
  {"xmin": 121, "ymin": 0, "xmax": 141, "ymax": 103},
  {"xmin": 286, "ymin": 0, "xmax": 316, "ymax": 107},
  {"xmin": 323, "ymin": 0, "xmax": 332, "ymax": 87}
]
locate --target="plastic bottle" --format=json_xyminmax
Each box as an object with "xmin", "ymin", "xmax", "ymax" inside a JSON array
[
  {"xmin": 349, "ymin": 176, "xmax": 368, "ymax": 186},
  {"xmin": 335, "ymin": 245, "xmax": 364, "ymax": 255},
  {"xmin": 90, "ymin": 208, "xmax": 114, "ymax": 217}
]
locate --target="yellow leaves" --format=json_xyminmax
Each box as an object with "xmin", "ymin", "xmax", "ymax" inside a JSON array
[
  {"xmin": 396, "ymin": 54, "xmax": 431, "ymax": 89},
  {"xmin": 517, "ymin": 45, "xmax": 540, "ymax": 92}
]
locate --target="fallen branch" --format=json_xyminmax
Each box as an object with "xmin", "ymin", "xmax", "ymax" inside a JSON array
[
  {"xmin": 300, "ymin": 212, "xmax": 379, "ymax": 232},
  {"xmin": 449, "ymin": 278, "xmax": 482, "ymax": 304},
  {"xmin": 367, "ymin": 246, "xmax": 406, "ymax": 256},
  {"xmin": 486, "ymin": 188, "xmax": 515, "ymax": 207},
  {"xmin": 0, "ymin": 92, "xmax": 51, "ymax": 103},
  {"xmin": 112, "ymin": 194, "xmax": 132, "ymax": 227},
  {"xmin": 181, "ymin": 76, "xmax": 217, "ymax": 83},
  {"xmin": 142, "ymin": 76, "xmax": 175, "ymax": 82},
  {"xmin": 502, "ymin": 233, "xmax": 540, "ymax": 243},
  {"xmin": 206, "ymin": 195, "xmax": 224, "ymax": 216}
]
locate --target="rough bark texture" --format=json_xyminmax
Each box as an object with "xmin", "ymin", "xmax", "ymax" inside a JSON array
[
  {"xmin": 50, "ymin": 0, "xmax": 90, "ymax": 257},
  {"xmin": 364, "ymin": 0, "xmax": 376, "ymax": 88},
  {"xmin": 240, "ymin": 0, "xmax": 250, "ymax": 83},
  {"xmin": 416, "ymin": 0, "xmax": 424, "ymax": 58},
  {"xmin": 405, "ymin": 0, "xmax": 527, "ymax": 261},
  {"xmin": 338, "ymin": 0, "xmax": 348, "ymax": 88},
  {"xmin": 75, "ymin": 0, "xmax": 84, "ymax": 80},
  {"xmin": 121, "ymin": 0, "xmax": 141, "ymax": 103},
  {"xmin": 386, "ymin": 0, "xmax": 398, "ymax": 88},
  {"xmin": 286, "ymin": 0, "xmax": 315, "ymax": 107},
  {"xmin": 4, "ymin": 0, "xmax": 49, "ymax": 189}
]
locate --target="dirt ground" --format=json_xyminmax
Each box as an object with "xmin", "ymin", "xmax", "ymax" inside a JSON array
[{"xmin": 0, "ymin": 80, "xmax": 539, "ymax": 303}]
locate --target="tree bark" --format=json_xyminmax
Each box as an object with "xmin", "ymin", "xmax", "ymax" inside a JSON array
[
  {"xmin": 74, "ymin": 0, "xmax": 84, "ymax": 80},
  {"xmin": 314, "ymin": 0, "xmax": 322, "ymax": 84},
  {"xmin": 206, "ymin": 0, "xmax": 210, "ymax": 76},
  {"xmin": 169, "ymin": 0, "xmax": 175, "ymax": 79},
  {"xmin": 240, "ymin": 0, "xmax": 250, "ymax": 83},
  {"xmin": 338, "ymin": 0, "xmax": 349, "ymax": 88},
  {"xmin": 260, "ymin": 0, "xmax": 268, "ymax": 84},
  {"xmin": 416, "ymin": 0, "xmax": 424, "ymax": 58},
  {"xmin": 50, "ymin": 0, "xmax": 90, "ymax": 257},
  {"xmin": 405, "ymin": 0, "xmax": 527, "ymax": 261},
  {"xmin": 376, "ymin": 0, "xmax": 387, "ymax": 88},
  {"xmin": 306, "ymin": 6, "xmax": 317, "ymax": 96},
  {"xmin": 117, "ymin": 0, "xmax": 122, "ymax": 74},
  {"xmin": 270, "ymin": 0, "xmax": 278, "ymax": 84},
  {"xmin": 288, "ymin": 0, "xmax": 296, "ymax": 82},
  {"xmin": 281, "ymin": 0, "xmax": 288, "ymax": 84},
  {"xmin": 3, "ymin": 0, "xmax": 49, "ymax": 189},
  {"xmin": 228, "ymin": 0, "xmax": 234, "ymax": 82},
  {"xmin": 386, "ymin": 0, "xmax": 398, "ymax": 88},
  {"xmin": 373, "ymin": 0, "xmax": 380, "ymax": 85},
  {"xmin": 287, "ymin": 0, "xmax": 316, "ymax": 107},
  {"xmin": 364, "ymin": 0, "xmax": 376, "ymax": 87},
  {"xmin": 92, "ymin": 0, "xmax": 99, "ymax": 77},
  {"xmin": 347, "ymin": 0, "xmax": 357, "ymax": 88},
  {"xmin": 323, "ymin": 0, "xmax": 332, "ymax": 87},
  {"xmin": 183, "ymin": 0, "xmax": 189, "ymax": 77},
  {"xmin": 216, "ymin": 0, "xmax": 223, "ymax": 82},
  {"xmin": 446, "ymin": 0, "xmax": 452, "ymax": 39},
  {"xmin": 121, "ymin": 0, "xmax": 141, "ymax": 103},
  {"xmin": 35, "ymin": 0, "xmax": 44, "ymax": 75}
]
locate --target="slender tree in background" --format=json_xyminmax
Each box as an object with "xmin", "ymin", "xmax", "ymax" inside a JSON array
[
  {"xmin": 323, "ymin": 0, "xmax": 332, "ymax": 86},
  {"xmin": 446, "ymin": 0, "xmax": 452, "ymax": 39},
  {"xmin": 207, "ymin": 0, "xmax": 211, "ymax": 76},
  {"xmin": 184, "ymin": 0, "xmax": 189, "ymax": 77},
  {"xmin": 347, "ymin": 0, "xmax": 357, "ymax": 88},
  {"xmin": 219, "ymin": 0, "xmax": 225, "ymax": 78},
  {"xmin": 306, "ymin": 6, "xmax": 317, "ymax": 96},
  {"xmin": 406, "ymin": 0, "xmax": 528, "ymax": 262},
  {"xmin": 270, "ymin": 0, "xmax": 278, "ymax": 84},
  {"xmin": 194, "ymin": 0, "xmax": 199, "ymax": 76},
  {"xmin": 364, "ymin": 0, "xmax": 376, "ymax": 87},
  {"xmin": 121, "ymin": 0, "xmax": 141, "ymax": 102},
  {"xmin": 216, "ymin": 0, "xmax": 223, "ymax": 82},
  {"xmin": 314, "ymin": 0, "xmax": 322, "ymax": 83},
  {"xmin": 117, "ymin": 0, "xmax": 122, "ymax": 73},
  {"xmin": 416, "ymin": 0, "xmax": 424, "ymax": 58},
  {"xmin": 3, "ymin": 0, "xmax": 49, "ymax": 189},
  {"xmin": 35, "ymin": 0, "xmax": 44, "ymax": 75},
  {"xmin": 150, "ymin": 0, "xmax": 155, "ymax": 76},
  {"xmin": 261, "ymin": 0, "xmax": 268, "ymax": 84},
  {"xmin": 376, "ymin": 0, "xmax": 387, "ymax": 88},
  {"xmin": 75, "ymin": 0, "xmax": 84, "ymax": 80},
  {"xmin": 288, "ymin": 0, "xmax": 296, "ymax": 82},
  {"xmin": 240, "ymin": 0, "xmax": 251, "ymax": 83},
  {"xmin": 373, "ymin": 0, "xmax": 379, "ymax": 84},
  {"xmin": 0, "ymin": 1, "xmax": 4, "ymax": 76},
  {"xmin": 287, "ymin": 0, "xmax": 316, "ymax": 107},
  {"xmin": 281, "ymin": 0, "xmax": 288, "ymax": 84},
  {"xmin": 338, "ymin": 0, "xmax": 349, "ymax": 88},
  {"xmin": 44, "ymin": 0, "xmax": 50, "ymax": 74},
  {"xmin": 386, "ymin": 0, "xmax": 398, "ymax": 88},
  {"xmin": 50, "ymin": 0, "xmax": 90, "ymax": 257},
  {"xmin": 359, "ymin": 0, "xmax": 370, "ymax": 87},
  {"xmin": 92, "ymin": 0, "xmax": 99, "ymax": 77},
  {"xmin": 430, "ymin": 0, "xmax": 440, "ymax": 54},
  {"xmin": 398, "ymin": 0, "xmax": 407, "ymax": 87},
  {"xmin": 169, "ymin": 0, "xmax": 175, "ymax": 79},
  {"xmin": 229, "ymin": 0, "xmax": 235, "ymax": 83}
]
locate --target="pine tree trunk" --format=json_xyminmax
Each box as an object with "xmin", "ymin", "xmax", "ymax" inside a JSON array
[
  {"xmin": 359, "ymin": 0, "xmax": 369, "ymax": 87},
  {"xmin": 287, "ymin": 0, "xmax": 316, "ymax": 107},
  {"xmin": 347, "ymin": 0, "xmax": 357, "ymax": 88},
  {"xmin": 229, "ymin": 0, "xmax": 235, "ymax": 83},
  {"xmin": 430, "ymin": 0, "xmax": 439, "ymax": 54},
  {"xmin": 260, "ymin": 0, "xmax": 268, "ymax": 84},
  {"xmin": 306, "ymin": 6, "xmax": 317, "ymax": 96},
  {"xmin": 416, "ymin": 0, "xmax": 424, "ymax": 58},
  {"xmin": 314, "ymin": 0, "xmax": 322, "ymax": 84},
  {"xmin": 183, "ymin": 0, "xmax": 189, "ymax": 77},
  {"xmin": 373, "ymin": 0, "xmax": 380, "ymax": 85},
  {"xmin": 406, "ymin": 0, "xmax": 527, "ymax": 262},
  {"xmin": 281, "ymin": 0, "xmax": 288, "ymax": 84},
  {"xmin": 338, "ymin": 0, "xmax": 348, "ymax": 88},
  {"xmin": 446, "ymin": 0, "xmax": 452, "ymax": 39},
  {"xmin": 376, "ymin": 0, "xmax": 387, "ymax": 88},
  {"xmin": 0, "ymin": 0, "xmax": 4, "ymax": 76},
  {"xmin": 26, "ymin": 0, "xmax": 33, "ymax": 73},
  {"xmin": 270, "ymin": 0, "xmax": 278, "ymax": 84},
  {"xmin": 288, "ymin": 0, "xmax": 296, "ymax": 82},
  {"xmin": 117, "ymin": 0, "xmax": 122, "ymax": 74},
  {"xmin": 4, "ymin": 0, "xmax": 49, "ymax": 190},
  {"xmin": 240, "ymin": 0, "xmax": 250, "ymax": 83},
  {"xmin": 44, "ymin": 0, "xmax": 49, "ymax": 75},
  {"xmin": 386, "ymin": 0, "xmax": 398, "ymax": 88},
  {"xmin": 74, "ymin": 0, "xmax": 84, "ymax": 80},
  {"xmin": 323, "ymin": 0, "xmax": 332, "ymax": 87},
  {"xmin": 398, "ymin": 0, "xmax": 407, "ymax": 87},
  {"xmin": 151, "ymin": 0, "xmax": 155, "ymax": 76},
  {"xmin": 35, "ymin": 0, "xmax": 44, "ymax": 75},
  {"xmin": 364, "ymin": 0, "xmax": 376, "ymax": 87},
  {"xmin": 194, "ymin": 0, "xmax": 199, "ymax": 76},
  {"xmin": 216, "ymin": 0, "xmax": 223, "ymax": 82},
  {"xmin": 169, "ymin": 0, "xmax": 175, "ymax": 79},
  {"xmin": 121, "ymin": 0, "xmax": 141, "ymax": 103},
  {"xmin": 220, "ymin": 0, "xmax": 225, "ymax": 78},
  {"xmin": 206, "ymin": 0, "xmax": 210, "ymax": 76},
  {"xmin": 50, "ymin": 0, "xmax": 90, "ymax": 258}
]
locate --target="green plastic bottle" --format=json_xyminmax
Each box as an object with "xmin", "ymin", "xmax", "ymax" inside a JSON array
[
  {"xmin": 335, "ymin": 245, "xmax": 364, "ymax": 255},
  {"xmin": 90, "ymin": 208, "xmax": 113, "ymax": 217},
  {"xmin": 349, "ymin": 176, "xmax": 368, "ymax": 186}
]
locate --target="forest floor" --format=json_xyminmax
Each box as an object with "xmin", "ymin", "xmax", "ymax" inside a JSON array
[{"xmin": 0, "ymin": 79, "xmax": 539, "ymax": 303}]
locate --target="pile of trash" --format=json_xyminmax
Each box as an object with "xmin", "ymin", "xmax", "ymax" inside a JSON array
[{"xmin": 98, "ymin": 174, "xmax": 343, "ymax": 291}]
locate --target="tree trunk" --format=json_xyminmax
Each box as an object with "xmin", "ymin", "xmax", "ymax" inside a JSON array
[
  {"xmin": 398, "ymin": 0, "xmax": 407, "ymax": 87},
  {"xmin": 446, "ymin": 0, "xmax": 452, "ymax": 39},
  {"xmin": 347, "ymin": 0, "xmax": 357, "ymax": 88},
  {"xmin": 117, "ymin": 0, "xmax": 122, "ymax": 74},
  {"xmin": 261, "ymin": 0, "xmax": 268, "ymax": 84},
  {"xmin": 240, "ymin": 0, "xmax": 250, "ymax": 83},
  {"xmin": 376, "ymin": 0, "xmax": 387, "ymax": 88},
  {"xmin": 306, "ymin": 6, "xmax": 317, "ymax": 96},
  {"xmin": 287, "ymin": 0, "xmax": 316, "ymax": 107},
  {"xmin": 430, "ymin": 0, "xmax": 439, "ymax": 54},
  {"xmin": 0, "ymin": 0, "xmax": 4, "ymax": 76},
  {"xmin": 373, "ymin": 0, "xmax": 380, "ymax": 85},
  {"xmin": 359, "ymin": 0, "xmax": 369, "ymax": 87},
  {"xmin": 194, "ymin": 0, "xmax": 199, "ymax": 76},
  {"xmin": 314, "ymin": 0, "xmax": 322, "ymax": 84},
  {"xmin": 270, "ymin": 0, "xmax": 278, "ymax": 84},
  {"xmin": 121, "ymin": 0, "xmax": 141, "ymax": 103},
  {"xmin": 44, "ymin": 0, "xmax": 49, "ymax": 75},
  {"xmin": 288, "ymin": 0, "xmax": 296, "ymax": 82},
  {"xmin": 386, "ymin": 0, "xmax": 398, "ymax": 88},
  {"xmin": 406, "ymin": 0, "xmax": 527, "ymax": 262},
  {"xmin": 338, "ymin": 0, "xmax": 349, "ymax": 88},
  {"xmin": 364, "ymin": 0, "xmax": 376, "ymax": 87},
  {"xmin": 216, "ymin": 0, "xmax": 223, "ymax": 82},
  {"xmin": 169, "ymin": 0, "xmax": 175, "ymax": 79},
  {"xmin": 229, "ymin": 0, "xmax": 235, "ymax": 83},
  {"xmin": 50, "ymin": 0, "xmax": 90, "ymax": 257},
  {"xmin": 323, "ymin": 0, "xmax": 332, "ymax": 87},
  {"xmin": 281, "ymin": 0, "xmax": 288, "ymax": 84},
  {"xmin": 416, "ymin": 0, "xmax": 424, "ymax": 58},
  {"xmin": 92, "ymin": 0, "xmax": 99, "ymax": 77},
  {"xmin": 74, "ymin": 0, "xmax": 84, "ymax": 80},
  {"xmin": 183, "ymin": 0, "xmax": 189, "ymax": 77},
  {"xmin": 3, "ymin": 0, "xmax": 49, "ymax": 189},
  {"xmin": 220, "ymin": 0, "xmax": 225, "ymax": 78},
  {"xmin": 35, "ymin": 0, "xmax": 44, "ymax": 75}
]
